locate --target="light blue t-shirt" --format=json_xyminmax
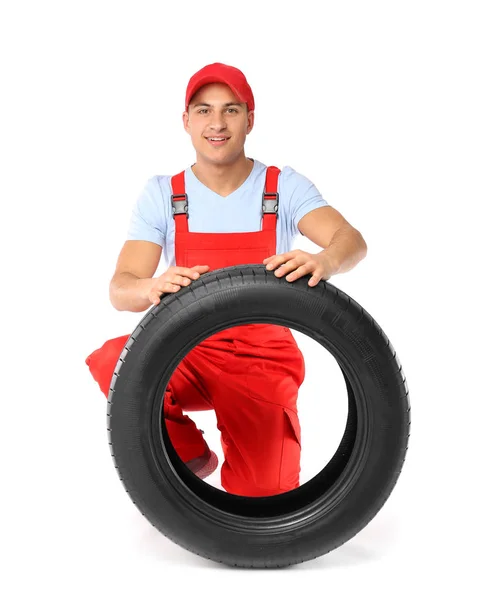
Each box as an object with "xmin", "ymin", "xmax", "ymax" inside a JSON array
[{"xmin": 127, "ymin": 158, "xmax": 329, "ymax": 268}]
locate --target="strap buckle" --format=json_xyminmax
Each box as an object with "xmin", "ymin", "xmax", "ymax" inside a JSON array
[
  {"xmin": 262, "ymin": 191, "xmax": 279, "ymax": 214},
  {"xmin": 171, "ymin": 193, "xmax": 188, "ymax": 217}
]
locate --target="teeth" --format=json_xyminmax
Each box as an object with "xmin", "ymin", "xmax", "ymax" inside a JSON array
[{"xmin": 209, "ymin": 138, "xmax": 226, "ymax": 141}]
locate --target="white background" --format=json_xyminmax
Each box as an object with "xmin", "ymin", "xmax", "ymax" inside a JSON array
[{"xmin": 1, "ymin": 0, "xmax": 486, "ymax": 597}]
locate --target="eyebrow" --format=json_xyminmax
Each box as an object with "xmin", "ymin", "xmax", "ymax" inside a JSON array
[{"xmin": 192, "ymin": 102, "xmax": 243, "ymax": 108}]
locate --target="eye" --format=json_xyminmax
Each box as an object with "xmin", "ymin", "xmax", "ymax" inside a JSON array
[
  {"xmin": 198, "ymin": 108, "xmax": 209, "ymax": 114},
  {"xmin": 227, "ymin": 108, "xmax": 238, "ymax": 113}
]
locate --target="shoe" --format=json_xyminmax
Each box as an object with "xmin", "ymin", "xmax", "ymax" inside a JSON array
[{"xmin": 185, "ymin": 447, "xmax": 219, "ymax": 480}]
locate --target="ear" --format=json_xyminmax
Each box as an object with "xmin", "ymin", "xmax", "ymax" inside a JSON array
[
  {"xmin": 246, "ymin": 109, "xmax": 255, "ymax": 135},
  {"xmin": 182, "ymin": 111, "xmax": 190, "ymax": 134}
]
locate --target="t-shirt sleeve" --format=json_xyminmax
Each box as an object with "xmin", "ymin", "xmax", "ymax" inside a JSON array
[
  {"xmin": 280, "ymin": 166, "xmax": 329, "ymax": 237},
  {"xmin": 127, "ymin": 176, "xmax": 166, "ymax": 247}
]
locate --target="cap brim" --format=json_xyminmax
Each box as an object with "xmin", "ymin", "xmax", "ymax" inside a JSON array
[{"xmin": 187, "ymin": 75, "xmax": 244, "ymax": 108}]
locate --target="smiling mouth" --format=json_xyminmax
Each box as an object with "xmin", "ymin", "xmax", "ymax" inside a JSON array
[{"xmin": 206, "ymin": 137, "xmax": 230, "ymax": 146}]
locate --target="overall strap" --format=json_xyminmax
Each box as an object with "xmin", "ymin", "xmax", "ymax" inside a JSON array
[
  {"xmin": 170, "ymin": 171, "xmax": 189, "ymax": 233},
  {"xmin": 262, "ymin": 165, "xmax": 280, "ymax": 231}
]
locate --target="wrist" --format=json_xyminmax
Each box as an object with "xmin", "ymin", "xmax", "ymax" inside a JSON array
[
  {"xmin": 136, "ymin": 277, "xmax": 154, "ymax": 301},
  {"xmin": 316, "ymin": 250, "xmax": 340, "ymax": 276}
]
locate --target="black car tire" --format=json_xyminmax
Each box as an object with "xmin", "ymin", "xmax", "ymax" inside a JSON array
[{"xmin": 107, "ymin": 264, "xmax": 410, "ymax": 568}]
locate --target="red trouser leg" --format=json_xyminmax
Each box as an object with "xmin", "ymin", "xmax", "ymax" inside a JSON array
[
  {"xmin": 148, "ymin": 334, "xmax": 304, "ymax": 496},
  {"xmin": 210, "ymin": 337, "xmax": 305, "ymax": 497},
  {"xmin": 85, "ymin": 335, "xmax": 209, "ymax": 462},
  {"xmin": 86, "ymin": 333, "xmax": 305, "ymax": 496}
]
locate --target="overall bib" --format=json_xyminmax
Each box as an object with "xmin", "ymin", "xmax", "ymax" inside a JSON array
[{"xmin": 86, "ymin": 165, "xmax": 306, "ymax": 496}]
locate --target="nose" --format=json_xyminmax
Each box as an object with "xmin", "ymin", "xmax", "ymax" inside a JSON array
[{"xmin": 209, "ymin": 112, "xmax": 227, "ymax": 132}]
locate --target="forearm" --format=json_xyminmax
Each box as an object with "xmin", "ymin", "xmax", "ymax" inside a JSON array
[
  {"xmin": 109, "ymin": 272, "xmax": 154, "ymax": 312},
  {"xmin": 318, "ymin": 226, "xmax": 367, "ymax": 275}
]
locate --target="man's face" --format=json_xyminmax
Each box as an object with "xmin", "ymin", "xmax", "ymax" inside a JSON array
[{"xmin": 183, "ymin": 82, "xmax": 254, "ymax": 165}]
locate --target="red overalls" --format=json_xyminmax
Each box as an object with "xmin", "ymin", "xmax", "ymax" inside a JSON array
[{"xmin": 86, "ymin": 165, "xmax": 306, "ymax": 496}]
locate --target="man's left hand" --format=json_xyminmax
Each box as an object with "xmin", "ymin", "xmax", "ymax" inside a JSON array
[{"xmin": 263, "ymin": 250, "xmax": 336, "ymax": 287}]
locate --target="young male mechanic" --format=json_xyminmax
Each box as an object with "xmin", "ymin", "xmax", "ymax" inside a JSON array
[{"xmin": 85, "ymin": 62, "xmax": 367, "ymax": 497}]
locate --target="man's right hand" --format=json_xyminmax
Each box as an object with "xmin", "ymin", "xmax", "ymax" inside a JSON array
[{"xmin": 148, "ymin": 265, "xmax": 210, "ymax": 306}]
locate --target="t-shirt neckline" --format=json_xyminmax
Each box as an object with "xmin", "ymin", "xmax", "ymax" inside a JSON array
[{"xmin": 186, "ymin": 158, "xmax": 257, "ymax": 199}]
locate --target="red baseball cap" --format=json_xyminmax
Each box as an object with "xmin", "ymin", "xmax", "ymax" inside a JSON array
[{"xmin": 185, "ymin": 63, "xmax": 255, "ymax": 111}]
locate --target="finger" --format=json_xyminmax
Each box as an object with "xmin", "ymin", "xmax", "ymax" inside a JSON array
[
  {"xmin": 173, "ymin": 275, "xmax": 193, "ymax": 286},
  {"xmin": 166, "ymin": 282, "xmax": 181, "ymax": 292},
  {"xmin": 285, "ymin": 263, "xmax": 315, "ymax": 281},
  {"xmin": 307, "ymin": 270, "xmax": 325, "ymax": 286},
  {"xmin": 275, "ymin": 256, "xmax": 310, "ymax": 276},
  {"xmin": 187, "ymin": 265, "xmax": 210, "ymax": 278},
  {"xmin": 266, "ymin": 251, "xmax": 302, "ymax": 270},
  {"xmin": 265, "ymin": 254, "xmax": 286, "ymax": 270},
  {"xmin": 171, "ymin": 268, "xmax": 200, "ymax": 281},
  {"xmin": 276, "ymin": 251, "xmax": 299, "ymax": 260},
  {"xmin": 176, "ymin": 269, "xmax": 199, "ymax": 281},
  {"xmin": 153, "ymin": 282, "xmax": 180, "ymax": 299},
  {"xmin": 149, "ymin": 291, "xmax": 162, "ymax": 305},
  {"xmin": 275, "ymin": 259, "xmax": 300, "ymax": 276}
]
